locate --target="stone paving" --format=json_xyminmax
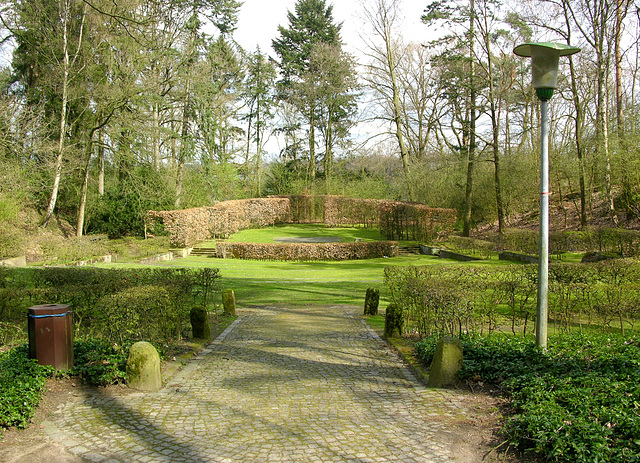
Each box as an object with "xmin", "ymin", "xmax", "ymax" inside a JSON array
[{"xmin": 43, "ymin": 306, "xmax": 480, "ymax": 462}]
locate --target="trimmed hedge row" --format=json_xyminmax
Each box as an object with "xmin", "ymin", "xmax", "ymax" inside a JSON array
[
  {"xmin": 148, "ymin": 195, "xmax": 457, "ymax": 247},
  {"xmin": 385, "ymin": 260, "xmax": 640, "ymax": 338},
  {"xmin": 214, "ymin": 241, "xmax": 399, "ymax": 261},
  {"xmin": 488, "ymin": 227, "xmax": 640, "ymax": 257},
  {"xmin": 0, "ymin": 267, "xmax": 220, "ymax": 346}
]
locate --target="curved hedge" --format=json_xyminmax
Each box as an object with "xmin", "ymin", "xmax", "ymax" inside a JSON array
[{"xmin": 147, "ymin": 195, "xmax": 456, "ymax": 247}]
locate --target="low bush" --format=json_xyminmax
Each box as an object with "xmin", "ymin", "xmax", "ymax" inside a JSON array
[
  {"xmin": 415, "ymin": 333, "xmax": 640, "ymax": 462},
  {"xmin": 0, "ymin": 267, "xmax": 220, "ymax": 346},
  {"xmin": 386, "ymin": 260, "xmax": 640, "ymax": 337},
  {"xmin": 0, "ymin": 345, "xmax": 53, "ymax": 429},
  {"xmin": 93, "ymin": 285, "xmax": 188, "ymax": 344},
  {"xmin": 447, "ymin": 236, "xmax": 495, "ymax": 259},
  {"xmin": 71, "ymin": 339, "xmax": 144, "ymax": 386}
]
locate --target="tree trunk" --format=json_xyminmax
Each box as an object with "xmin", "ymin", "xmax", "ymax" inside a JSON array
[
  {"xmin": 98, "ymin": 131, "xmax": 105, "ymax": 196},
  {"xmin": 153, "ymin": 101, "xmax": 161, "ymax": 170},
  {"xmin": 462, "ymin": 0, "xmax": 476, "ymax": 237},
  {"xmin": 76, "ymin": 132, "xmax": 95, "ymax": 237},
  {"xmin": 176, "ymin": 78, "xmax": 191, "ymax": 209},
  {"xmin": 42, "ymin": 0, "xmax": 86, "ymax": 227},
  {"xmin": 308, "ymin": 111, "xmax": 316, "ymax": 182},
  {"xmin": 615, "ymin": 0, "xmax": 627, "ymax": 136},
  {"xmin": 597, "ymin": 44, "xmax": 618, "ymax": 225},
  {"xmin": 569, "ymin": 59, "xmax": 588, "ymax": 227}
]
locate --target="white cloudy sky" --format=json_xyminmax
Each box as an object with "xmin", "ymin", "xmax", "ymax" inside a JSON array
[
  {"xmin": 233, "ymin": 0, "xmax": 433, "ymax": 58},
  {"xmin": 232, "ymin": 0, "xmax": 435, "ymax": 157}
]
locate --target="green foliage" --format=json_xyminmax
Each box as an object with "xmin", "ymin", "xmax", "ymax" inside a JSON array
[
  {"xmin": 385, "ymin": 265, "xmax": 476, "ymax": 337},
  {"xmin": 87, "ymin": 167, "xmax": 174, "ymax": 238},
  {"xmin": 447, "ymin": 235, "xmax": 495, "ymax": 259},
  {"xmin": 420, "ymin": 333, "xmax": 640, "ymax": 463},
  {"xmin": 386, "ymin": 260, "xmax": 640, "ymax": 338},
  {"xmin": 0, "ymin": 267, "xmax": 220, "ymax": 346},
  {"xmin": 94, "ymin": 285, "xmax": 187, "ymax": 344},
  {"xmin": 71, "ymin": 339, "xmax": 130, "ymax": 386},
  {"xmin": 0, "ymin": 345, "xmax": 53, "ymax": 429}
]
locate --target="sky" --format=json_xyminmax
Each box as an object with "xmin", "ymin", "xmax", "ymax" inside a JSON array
[
  {"xmin": 233, "ymin": 0, "xmax": 435, "ymax": 158},
  {"xmin": 233, "ymin": 0, "xmax": 433, "ymax": 59}
]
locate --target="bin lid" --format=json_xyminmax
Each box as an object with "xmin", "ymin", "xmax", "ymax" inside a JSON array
[{"xmin": 28, "ymin": 304, "xmax": 71, "ymax": 316}]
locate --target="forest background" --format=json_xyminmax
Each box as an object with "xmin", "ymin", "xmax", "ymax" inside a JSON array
[{"xmin": 0, "ymin": 0, "xmax": 638, "ymax": 253}]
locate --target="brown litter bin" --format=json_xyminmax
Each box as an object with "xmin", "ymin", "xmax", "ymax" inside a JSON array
[{"xmin": 27, "ymin": 304, "xmax": 73, "ymax": 370}]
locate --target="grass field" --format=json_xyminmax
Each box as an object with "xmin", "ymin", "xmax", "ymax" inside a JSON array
[
  {"xmin": 200, "ymin": 224, "xmax": 386, "ymax": 244},
  {"xmin": 100, "ymin": 227, "xmax": 515, "ymax": 309}
]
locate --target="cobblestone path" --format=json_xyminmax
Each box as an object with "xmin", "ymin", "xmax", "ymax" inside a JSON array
[{"xmin": 44, "ymin": 306, "xmax": 481, "ymax": 462}]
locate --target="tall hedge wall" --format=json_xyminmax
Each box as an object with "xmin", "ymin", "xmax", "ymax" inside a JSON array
[
  {"xmin": 147, "ymin": 196, "xmax": 456, "ymax": 247},
  {"xmin": 147, "ymin": 198, "xmax": 291, "ymax": 247}
]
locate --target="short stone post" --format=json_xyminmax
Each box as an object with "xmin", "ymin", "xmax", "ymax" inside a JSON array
[
  {"xmin": 364, "ymin": 287, "xmax": 380, "ymax": 316},
  {"xmin": 127, "ymin": 341, "xmax": 162, "ymax": 392},
  {"xmin": 222, "ymin": 289, "xmax": 236, "ymax": 316},
  {"xmin": 384, "ymin": 303, "xmax": 403, "ymax": 338},
  {"xmin": 190, "ymin": 306, "xmax": 210, "ymax": 339},
  {"xmin": 428, "ymin": 336, "xmax": 463, "ymax": 388}
]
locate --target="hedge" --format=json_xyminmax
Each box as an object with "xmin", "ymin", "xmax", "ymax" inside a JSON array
[
  {"xmin": 147, "ymin": 195, "xmax": 457, "ymax": 247},
  {"xmin": 214, "ymin": 241, "xmax": 399, "ymax": 261}
]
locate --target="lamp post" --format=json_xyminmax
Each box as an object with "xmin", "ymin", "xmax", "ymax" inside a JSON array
[{"xmin": 514, "ymin": 42, "xmax": 580, "ymax": 349}]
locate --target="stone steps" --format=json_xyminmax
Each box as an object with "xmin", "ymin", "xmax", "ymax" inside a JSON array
[
  {"xmin": 398, "ymin": 245, "xmax": 421, "ymax": 256},
  {"xmin": 190, "ymin": 247, "xmax": 217, "ymax": 257}
]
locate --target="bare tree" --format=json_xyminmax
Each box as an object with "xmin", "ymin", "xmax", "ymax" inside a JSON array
[{"xmin": 360, "ymin": 0, "xmax": 410, "ymax": 177}]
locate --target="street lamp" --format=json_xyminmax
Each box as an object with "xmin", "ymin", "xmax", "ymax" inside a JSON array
[{"xmin": 514, "ymin": 42, "xmax": 580, "ymax": 349}]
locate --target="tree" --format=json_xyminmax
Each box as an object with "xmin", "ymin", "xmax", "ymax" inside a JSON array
[
  {"xmin": 361, "ymin": 0, "xmax": 410, "ymax": 177},
  {"xmin": 272, "ymin": 0, "xmax": 343, "ymax": 183},
  {"xmin": 565, "ymin": 0, "xmax": 618, "ymax": 224},
  {"xmin": 423, "ymin": 0, "xmax": 480, "ymax": 236},
  {"xmin": 242, "ymin": 48, "xmax": 276, "ymax": 196},
  {"xmin": 7, "ymin": 0, "xmax": 88, "ymax": 227},
  {"xmin": 309, "ymin": 43, "xmax": 359, "ymax": 192}
]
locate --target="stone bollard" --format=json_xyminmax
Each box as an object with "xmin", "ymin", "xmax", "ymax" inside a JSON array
[
  {"xmin": 428, "ymin": 336, "xmax": 463, "ymax": 388},
  {"xmin": 127, "ymin": 342, "xmax": 162, "ymax": 392},
  {"xmin": 190, "ymin": 306, "xmax": 210, "ymax": 339},
  {"xmin": 384, "ymin": 303, "xmax": 403, "ymax": 338},
  {"xmin": 222, "ymin": 289, "xmax": 236, "ymax": 316},
  {"xmin": 364, "ymin": 287, "xmax": 380, "ymax": 316}
]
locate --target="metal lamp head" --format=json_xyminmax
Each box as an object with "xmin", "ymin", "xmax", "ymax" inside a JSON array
[{"xmin": 514, "ymin": 42, "xmax": 580, "ymax": 101}]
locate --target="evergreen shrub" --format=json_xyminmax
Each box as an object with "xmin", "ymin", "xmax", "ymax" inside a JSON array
[{"xmin": 414, "ymin": 333, "xmax": 640, "ymax": 463}]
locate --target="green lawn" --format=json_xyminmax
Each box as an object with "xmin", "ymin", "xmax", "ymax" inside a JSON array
[
  {"xmin": 96, "ymin": 224, "xmax": 522, "ymax": 308},
  {"xmin": 101, "ymin": 251, "xmax": 515, "ymax": 308},
  {"xmin": 200, "ymin": 224, "xmax": 386, "ymax": 244}
]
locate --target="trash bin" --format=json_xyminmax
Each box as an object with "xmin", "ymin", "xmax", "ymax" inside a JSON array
[{"xmin": 27, "ymin": 304, "xmax": 73, "ymax": 370}]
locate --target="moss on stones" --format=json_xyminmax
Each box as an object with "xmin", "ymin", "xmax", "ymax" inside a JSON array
[
  {"xmin": 222, "ymin": 289, "xmax": 236, "ymax": 316},
  {"xmin": 190, "ymin": 306, "xmax": 210, "ymax": 339},
  {"xmin": 126, "ymin": 341, "xmax": 162, "ymax": 392},
  {"xmin": 364, "ymin": 287, "xmax": 379, "ymax": 316},
  {"xmin": 427, "ymin": 336, "xmax": 463, "ymax": 388}
]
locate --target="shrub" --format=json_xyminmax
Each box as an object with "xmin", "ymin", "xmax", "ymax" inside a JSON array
[
  {"xmin": 418, "ymin": 333, "xmax": 640, "ymax": 463},
  {"xmin": 448, "ymin": 236, "xmax": 495, "ymax": 259},
  {"xmin": 0, "ymin": 267, "xmax": 219, "ymax": 346},
  {"xmin": 94, "ymin": 285, "xmax": 189, "ymax": 344},
  {"xmin": 215, "ymin": 241, "xmax": 399, "ymax": 261},
  {"xmin": 0, "ymin": 345, "xmax": 53, "ymax": 429},
  {"xmin": 71, "ymin": 339, "xmax": 130, "ymax": 386},
  {"xmin": 384, "ymin": 266, "xmax": 476, "ymax": 337}
]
